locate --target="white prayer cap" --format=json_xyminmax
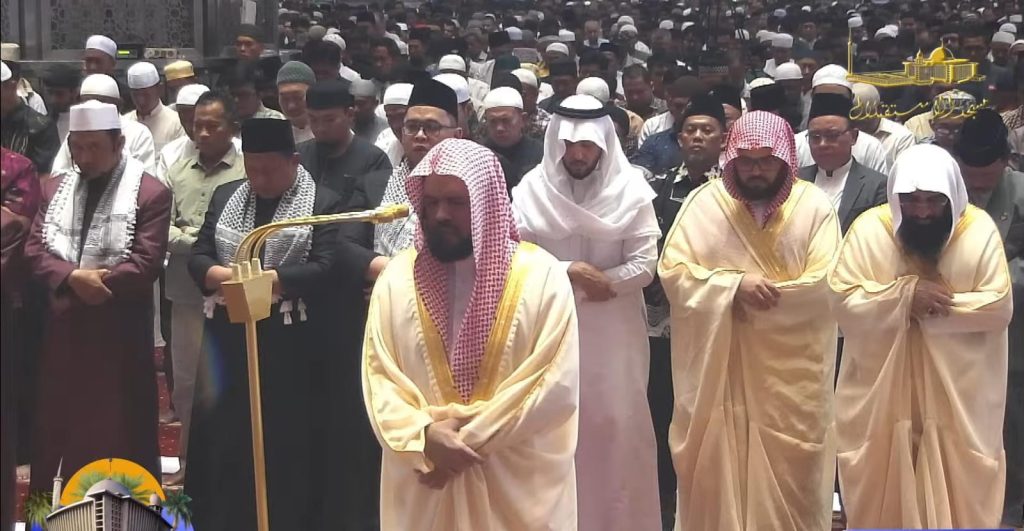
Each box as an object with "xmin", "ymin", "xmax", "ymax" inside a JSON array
[
  {"xmin": 756, "ymin": 30, "xmax": 775, "ymax": 43},
  {"xmin": 681, "ymin": 21, "xmax": 696, "ymax": 32},
  {"xmin": 546, "ymin": 42, "xmax": 570, "ymax": 56},
  {"xmin": 993, "ymin": 31, "xmax": 1015, "ymax": 44},
  {"xmin": 396, "ymin": 22, "xmax": 408, "ymax": 32},
  {"xmin": 278, "ymin": 7, "xmax": 288, "ymax": 14},
  {"xmin": 438, "ymin": 54, "xmax": 467, "ymax": 73},
  {"xmin": 0, "ymin": 43, "xmax": 20, "ymax": 61},
  {"xmin": 1012, "ymin": 40, "xmax": 1024, "ymax": 53},
  {"xmin": 659, "ymin": 20, "xmax": 675, "ymax": 30},
  {"xmin": 507, "ymin": 27, "xmax": 523, "ymax": 41},
  {"xmin": 773, "ymin": 8, "xmax": 787, "ymax": 17},
  {"xmin": 848, "ymin": 16, "xmax": 864, "ymax": 29},
  {"xmin": 576, "ymin": 77, "xmax": 610, "ymax": 103},
  {"xmin": 749, "ymin": 77, "xmax": 775, "ymax": 89},
  {"xmin": 559, "ymin": 29, "xmax": 576, "ymax": 42},
  {"xmin": 0, "ymin": 62, "xmax": 10, "ymax": 83},
  {"xmin": 323, "ymin": 34, "xmax": 346, "ymax": 51},
  {"xmin": 313, "ymin": 11, "xmax": 323, "ymax": 19},
  {"xmin": 619, "ymin": 24, "xmax": 639, "ymax": 37},
  {"xmin": 511, "ymin": 68, "xmax": 538, "ymax": 88},
  {"xmin": 80, "ymin": 73, "xmax": 121, "ymax": 100},
  {"xmin": 735, "ymin": 29, "xmax": 750, "ymax": 40},
  {"xmin": 772, "ymin": 33, "xmax": 794, "ymax": 48},
  {"xmin": 618, "ymin": 15, "xmax": 634, "ymax": 25},
  {"xmin": 884, "ymin": 24, "xmax": 899, "ymax": 35},
  {"xmin": 383, "ymin": 83, "xmax": 413, "ymax": 106},
  {"xmin": 851, "ymin": 82, "xmax": 881, "ymax": 106},
  {"xmin": 351, "ymin": 79, "xmax": 378, "ymax": 98},
  {"xmin": 175, "ymin": 84, "xmax": 210, "ymax": 106},
  {"xmin": 875, "ymin": 27, "xmax": 897, "ymax": 39},
  {"xmin": 682, "ymin": 8, "xmax": 693, "ymax": 16},
  {"xmin": 69, "ymin": 100, "xmax": 121, "ymax": 132},
  {"xmin": 433, "ymin": 73, "xmax": 471, "ymax": 104},
  {"xmin": 85, "ymin": 35, "xmax": 117, "ymax": 58},
  {"xmin": 483, "ymin": 87, "xmax": 524, "ymax": 110},
  {"xmin": 999, "ymin": 23, "xmax": 1017, "ymax": 34},
  {"xmin": 1011, "ymin": 14, "xmax": 1023, "ymax": 23},
  {"xmin": 801, "ymin": 5, "xmax": 811, "ymax": 12},
  {"xmin": 326, "ymin": 27, "xmax": 340, "ymax": 35},
  {"xmin": 812, "ymin": 64, "xmax": 852, "ymax": 89},
  {"xmin": 774, "ymin": 62, "xmax": 803, "ymax": 81},
  {"xmin": 127, "ymin": 62, "xmax": 160, "ymax": 89}
]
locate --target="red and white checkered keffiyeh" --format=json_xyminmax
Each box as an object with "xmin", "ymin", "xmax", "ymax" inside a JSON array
[
  {"xmin": 405, "ymin": 139, "xmax": 520, "ymax": 402},
  {"xmin": 720, "ymin": 110, "xmax": 798, "ymax": 220}
]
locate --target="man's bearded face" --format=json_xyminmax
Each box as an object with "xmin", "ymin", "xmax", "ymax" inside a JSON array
[
  {"xmin": 561, "ymin": 140, "xmax": 603, "ymax": 180},
  {"xmin": 732, "ymin": 148, "xmax": 787, "ymax": 201},
  {"xmin": 421, "ymin": 174, "xmax": 474, "ymax": 263},
  {"xmin": 897, "ymin": 191, "xmax": 953, "ymax": 262}
]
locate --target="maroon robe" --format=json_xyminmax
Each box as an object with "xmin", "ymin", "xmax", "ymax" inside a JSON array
[
  {"xmin": 1, "ymin": 148, "xmax": 40, "ymax": 531},
  {"xmin": 23, "ymin": 167, "xmax": 170, "ymax": 491}
]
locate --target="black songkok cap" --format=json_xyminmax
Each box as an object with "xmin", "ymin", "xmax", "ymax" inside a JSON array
[
  {"xmin": 407, "ymin": 78, "xmax": 459, "ymax": 120},
  {"xmin": 807, "ymin": 92, "xmax": 853, "ymax": 122},
  {"xmin": 750, "ymin": 83, "xmax": 786, "ymax": 111},
  {"xmin": 237, "ymin": 24, "xmax": 265, "ymax": 42},
  {"xmin": 489, "ymin": 30, "xmax": 512, "ymax": 48},
  {"xmin": 305, "ymin": 80, "xmax": 355, "ymax": 109},
  {"xmin": 242, "ymin": 118, "xmax": 296, "ymax": 153},
  {"xmin": 710, "ymin": 84, "xmax": 743, "ymax": 111},
  {"xmin": 954, "ymin": 108, "xmax": 1009, "ymax": 167},
  {"xmin": 547, "ymin": 58, "xmax": 578, "ymax": 78},
  {"xmin": 491, "ymin": 72, "xmax": 523, "ymax": 92},
  {"xmin": 680, "ymin": 92, "xmax": 726, "ymax": 128}
]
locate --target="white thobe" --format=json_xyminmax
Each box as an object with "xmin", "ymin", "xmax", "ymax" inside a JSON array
[
  {"xmin": 871, "ymin": 118, "xmax": 917, "ymax": 170},
  {"xmin": 52, "ymin": 118, "xmax": 157, "ymax": 175},
  {"xmin": 796, "ymin": 129, "xmax": 889, "ymax": 175},
  {"xmin": 638, "ymin": 112, "xmax": 674, "ymax": 148},
  {"xmin": 124, "ymin": 103, "xmax": 186, "ymax": 152},
  {"xmin": 514, "ymin": 186, "xmax": 662, "ymax": 531}
]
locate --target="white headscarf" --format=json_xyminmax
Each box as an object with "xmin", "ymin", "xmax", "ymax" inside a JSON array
[
  {"xmin": 512, "ymin": 94, "xmax": 658, "ymax": 241},
  {"xmin": 887, "ymin": 144, "xmax": 968, "ymax": 238}
]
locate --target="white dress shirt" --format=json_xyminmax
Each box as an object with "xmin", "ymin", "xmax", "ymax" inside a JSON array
[{"xmin": 813, "ymin": 157, "xmax": 853, "ymax": 209}]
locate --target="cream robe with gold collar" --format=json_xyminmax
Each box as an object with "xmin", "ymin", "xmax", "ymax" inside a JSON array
[
  {"xmin": 362, "ymin": 242, "xmax": 580, "ymax": 531},
  {"xmin": 657, "ymin": 178, "xmax": 841, "ymax": 531},
  {"xmin": 829, "ymin": 204, "xmax": 1012, "ymax": 529}
]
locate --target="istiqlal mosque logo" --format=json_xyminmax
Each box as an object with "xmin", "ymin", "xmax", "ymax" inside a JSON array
[{"xmin": 844, "ymin": 30, "xmax": 989, "ymax": 121}]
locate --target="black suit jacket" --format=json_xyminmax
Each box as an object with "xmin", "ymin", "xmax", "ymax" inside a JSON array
[{"xmin": 798, "ymin": 159, "xmax": 888, "ymax": 234}]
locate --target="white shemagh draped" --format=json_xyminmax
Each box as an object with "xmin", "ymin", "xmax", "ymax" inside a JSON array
[
  {"xmin": 373, "ymin": 160, "xmax": 418, "ymax": 256},
  {"xmin": 886, "ymin": 144, "xmax": 969, "ymax": 238},
  {"xmin": 42, "ymin": 156, "xmax": 144, "ymax": 269},
  {"xmin": 207, "ymin": 165, "xmax": 317, "ymax": 324},
  {"xmin": 512, "ymin": 94, "xmax": 659, "ymax": 241}
]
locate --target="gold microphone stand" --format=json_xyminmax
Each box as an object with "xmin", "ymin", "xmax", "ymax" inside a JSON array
[{"xmin": 220, "ymin": 204, "xmax": 409, "ymax": 531}]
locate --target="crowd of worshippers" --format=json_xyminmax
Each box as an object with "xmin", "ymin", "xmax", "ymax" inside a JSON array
[{"xmin": 1, "ymin": 1, "xmax": 1023, "ymax": 530}]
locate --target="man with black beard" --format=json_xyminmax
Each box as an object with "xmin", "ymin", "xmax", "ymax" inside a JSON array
[{"xmin": 830, "ymin": 144, "xmax": 1012, "ymax": 528}]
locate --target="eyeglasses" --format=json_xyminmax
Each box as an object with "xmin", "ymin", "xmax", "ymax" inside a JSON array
[
  {"xmin": 932, "ymin": 124, "xmax": 962, "ymax": 136},
  {"xmin": 734, "ymin": 156, "xmax": 781, "ymax": 171},
  {"xmin": 402, "ymin": 121, "xmax": 457, "ymax": 137},
  {"xmin": 899, "ymin": 195, "xmax": 949, "ymax": 209},
  {"xmin": 808, "ymin": 129, "xmax": 851, "ymax": 144}
]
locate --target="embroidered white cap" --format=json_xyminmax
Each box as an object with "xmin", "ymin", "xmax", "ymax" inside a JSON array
[
  {"xmin": 756, "ymin": 30, "xmax": 775, "ymax": 43},
  {"xmin": 323, "ymin": 34, "xmax": 346, "ymax": 51},
  {"xmin": 749, "ymin": 77, "xmax": 775, "ymax": 89},
  {"xmin": 511, "ymin": 68, "xmax": 538, "ymax": 88},
  {"xmin": 875, "ymin": 27, "xmax": 898, "ymax": 39},
  {"xmin": 483, "ymin": 87, "xmax": 524, "ymax": 110},
  {"xmin": 774, "ymin": 62, "xmax": 803, "ymax": 81},
  {"xmin": 0, "ymin": 61, "xmax": 10, "ymax": 83},
  {"xmin": 85, "ymin": 35, "xmax": 117, "ymax": 59},
  {"xmin": 175, "ymin": 84, "xmax": 210, "ymax": 106},
  {"xmin": 998, "ymin": 23, "xmax": 1017, "ymax": 35},
  {"xmin": 619, "ymin": 24, "xmax": 639, "ymax": 37},
  {"xmin": 848, "ymin": 17, "xmax": 864, "ymax": 29},
  {"xmin": 772, "ymin": 33, "xmax": 794, "ymax": 48},
  {"xmin": 70, "ymin": 100, "xmax": 121, "ymax": 131},
  {"xmin": 438, "ymin": 54, "xmax": 467, "ymax": 73},
  {"xmin": 993, "ymin": 31, "xmax": 1015, "ymax": 44},
  {"xmin": 506, "ymin": 27, "xmax": 523, "ymax": 41},
  {"xmin": 383, "ymin": 83, "xmax": 413, "ymax": 106},
  {"xmin": 350, "ymin": 79, "xmax": 378, "ymax": 98},
  {"xmin": 127, "ymin": 61, "xmax": 160, "ymax": 89},
  {"xmin": 576, "ymin": 76, "xmax": 610, "ymax": 103},
  {"xmin": 434, "ymin": 74, "xmax": 471, "ymax": 104},
  {"xmin": 812, "ymin": 64, "xmax": 852, "ymax": 89},
  {"xmin": 80, "ymin": 73, "xmax": 121, "ymax": 100},
  {"xmin": 617, "ymin": 15, "xmax": 634, "ymax": 25},
  {"xmin": 559, "ymin": 29, "xmax": 576, "ymax": 42},
  {"xmin": 546, "ymin": 42, "xmax": 570, "ymax": 56}
]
